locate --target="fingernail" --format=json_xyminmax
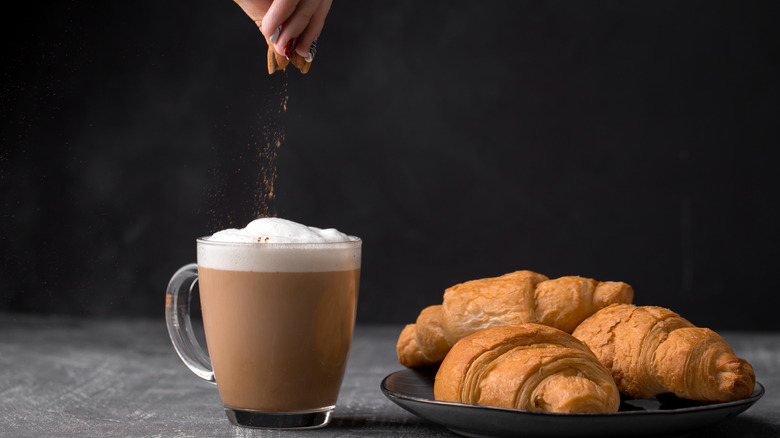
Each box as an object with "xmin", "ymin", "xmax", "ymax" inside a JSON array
[
  {"xmin": 299, "ymin": 38, "xmax": 318, "ymax": 63},
  {"xmin": 269, "ymin": 26, "xmax": 281, "ymax": 44},
  {"xmin": 283, "ymin": 38, "xmax": 297, "ymax": 60},
  {"xmin": 306, "ymin": 38, "xmax": 318, "ymax": 62}
]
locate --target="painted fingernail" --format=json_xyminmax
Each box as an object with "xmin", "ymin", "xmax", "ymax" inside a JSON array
[
  {"xmin": 283, "ymin": 38, "xmax": 297, "ymax": 59},
  {"xmin": 305, "ymin": 38, "xmax": 318, "ymax": 63},
  {"xmin": 269, "ymin": 26, "xmax": 281, "ymax": 44}
]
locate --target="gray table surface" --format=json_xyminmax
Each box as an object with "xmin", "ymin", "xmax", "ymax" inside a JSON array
[{"xmin": 0, "ymin": 313, "xmax": 777, "ymax": 438}]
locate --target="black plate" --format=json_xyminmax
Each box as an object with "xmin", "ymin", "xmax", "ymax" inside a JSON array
[{"xmin": 380, "ymin": 368, "xmax": 764, "ymax": 438}]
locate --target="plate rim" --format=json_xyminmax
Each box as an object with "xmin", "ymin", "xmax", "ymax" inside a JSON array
[{"xmin": 380, "ymin": 368, "xmax": 765, "ymax": 418}]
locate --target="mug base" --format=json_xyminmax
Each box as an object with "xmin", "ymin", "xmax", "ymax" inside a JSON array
[{"xmin": 224, "ymin": 406, "xmax": 334, "ymax": 429}]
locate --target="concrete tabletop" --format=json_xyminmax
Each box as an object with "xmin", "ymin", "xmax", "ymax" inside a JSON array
[{"xmin": 0, "ymin": 314, "xmax": 777, "ymax": 437}]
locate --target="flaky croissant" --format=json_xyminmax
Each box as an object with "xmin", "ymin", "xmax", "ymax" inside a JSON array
[
  {"xmin": 572, "ymin": 304, "xmax": 755, "ymax": 402},
  {"xmin": 397, "ymin": 270, "xmax": 633, "ymax": 367},
  {"xmin": 434, "ymin": 323, "xmax": 620, "ymax": 413}
]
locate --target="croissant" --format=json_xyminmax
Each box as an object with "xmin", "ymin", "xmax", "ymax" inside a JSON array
[
  {"xmin": 572, "ymin": 304, "xmax": 755, "ymax": 402},
  {"xmin": 396, "ymin": 305, "xmax": 452, "ymax": 367},
  {"xmin": 397, "ymin": 270, "xmax": 634, "ymax": 367},
  {"xmin": 434, "ymin": 323, "xmax": 620, "ymax": 413}
]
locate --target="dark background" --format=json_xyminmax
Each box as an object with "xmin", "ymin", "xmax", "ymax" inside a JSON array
[{"xmin": 2, "ymin": 1, "xmax": 778, "ymax": 330}]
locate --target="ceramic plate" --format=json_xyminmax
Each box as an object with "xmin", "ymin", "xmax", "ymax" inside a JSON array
[{"xmin": 380, "ymin": 368, "xmax": 764, "ymax": 438}]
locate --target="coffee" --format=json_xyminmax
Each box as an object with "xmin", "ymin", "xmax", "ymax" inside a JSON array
[
  {"xmin": 195, "ymin": 218, "xmax": 361, "ymax": 416},
  {"xmin": 198, "ymin": 267, "xmax": 360, "ymax": 411},
  {"xmin": 167, "ymin": 218, "xmax": 361, "ymax": 428}
]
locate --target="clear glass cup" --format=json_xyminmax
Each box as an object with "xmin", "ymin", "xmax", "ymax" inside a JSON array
[{"xmin": 165, "ymin": 237, "xmax": 361, "ymax": 429}]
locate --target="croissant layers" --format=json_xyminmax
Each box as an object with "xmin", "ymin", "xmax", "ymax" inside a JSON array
[
  {"xmin": 572, "ymin": 304, "xmax": 755, "ymax": 402},
  {"xmin": 397, "ymin": 270, "xmax": 634, "ymax": 368},
  {"xmin": 434, "ymin": 324, "xmax": 621, "ymax": 413}
]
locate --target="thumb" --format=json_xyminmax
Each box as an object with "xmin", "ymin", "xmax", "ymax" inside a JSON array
[{"xmin": 233, "ymin": 0, "xmax": 274, "ymax": 37}]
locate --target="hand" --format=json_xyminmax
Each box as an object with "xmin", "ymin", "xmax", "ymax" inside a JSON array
[{"xmin": 233, "ymin": 0, "xmax": 332, "ymax": 61}]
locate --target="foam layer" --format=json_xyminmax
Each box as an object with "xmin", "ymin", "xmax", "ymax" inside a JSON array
[
  {"xmin": 198, "ymin": 218, "xmax": 361, "ymax": 272},
  {"xmin": 208, "ymin": 217, "xmax": 353, "ymax": 244}
]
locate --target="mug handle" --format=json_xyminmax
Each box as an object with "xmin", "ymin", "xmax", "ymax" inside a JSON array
[{"xmin": 165, "ymin": 263, "xmax": 215, "ymax": 383}]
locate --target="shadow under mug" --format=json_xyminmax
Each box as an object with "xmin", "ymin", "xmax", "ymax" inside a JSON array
[{"xmin": 165, "ymin": 237, "xmax": 361, "ymax": 429}]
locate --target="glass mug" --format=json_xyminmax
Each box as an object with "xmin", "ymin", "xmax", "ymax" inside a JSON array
[{"xmin": 165, "ymin": 237, "xmax": 361, "ymax": 429}]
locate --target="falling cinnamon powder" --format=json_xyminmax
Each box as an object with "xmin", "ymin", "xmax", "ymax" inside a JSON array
[
  {"xmin": 255, "ymin": 81, "xmax": 288, "ymax": 219},
  {"xmin": 205, "ymin": 78, "xmax": 288, "ymax": 232}
]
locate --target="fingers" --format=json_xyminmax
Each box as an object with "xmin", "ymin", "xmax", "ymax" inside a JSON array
[
  {"xmin": 262, "ymin": 0, "xmax": 331, "ymax": 60},
  {"xmin": 236, "ymin": 0, "xmax": 332, "ymax": 66},
  {"xmin": 294, "ymin": 0, "xmax": 331, "ymax": 60},
  {"xmin": 261, "ymin": 0, "xmax": 300, "ymax": 37}
]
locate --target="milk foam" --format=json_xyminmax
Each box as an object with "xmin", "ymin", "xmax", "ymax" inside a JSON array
[
  {"xmin": 198, "ymin": 218, "xmax": 360, "ymax": 272},
  {"xmin": 208, "ymin": 217, "xmax": 352, "ymax": 243}
]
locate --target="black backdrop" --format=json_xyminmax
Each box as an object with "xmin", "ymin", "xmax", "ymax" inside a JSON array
[{"xmin": 2, "ymin": 1, "xmax": 779, "ymax": 330}]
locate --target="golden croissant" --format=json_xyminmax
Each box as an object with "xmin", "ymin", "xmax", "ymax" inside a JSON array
[
  {"xmin": 434, "ymin": 323, "xmax": 620, "ymax": 413},
  {"xmin": 572, "ymin": 304, "xmax": 755, "ymax": 402},
  {"xmin": 397, "ymin": 270, "xmax": 634, "ymax": 367}
]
